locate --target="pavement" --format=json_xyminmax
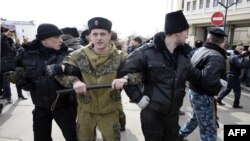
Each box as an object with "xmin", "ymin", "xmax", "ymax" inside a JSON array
[{"xmin": 0, "ymin": 83, "xmax": 250, "ymax": 141}]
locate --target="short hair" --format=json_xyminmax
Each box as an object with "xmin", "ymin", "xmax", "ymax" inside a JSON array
[
  {"xmin": 81, "ymin": 29, "xmax": 90, "ymax": 39},
  {"xmin": 194, "ymin": 40, "xmax": 203, "ymax": 48},
  {"xmin": 111, "ymin": 31, "xmax": 118, "ymax": 41},
  {"xmin": 207, "ymin": 33, "xmax": 225, "ymax": 45},
  {"xmin": 133, "ymin": 36, "xmax": 142, "ymax": 44}
]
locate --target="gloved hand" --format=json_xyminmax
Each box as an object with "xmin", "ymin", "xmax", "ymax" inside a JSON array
[
  {"xmin": 3, "ymin": 71, "xmax": 18, "ymax": 83},
  {"xmin": 137, "ymin": 95, "xmax": 150, "ymax": 109},
  {"xmin": 220, "ymin": 79, "xmax": 227, "ymax": 88},
  {"xmin": 44, "ymin": 64, "xmax": 63, "ymax": 78}
]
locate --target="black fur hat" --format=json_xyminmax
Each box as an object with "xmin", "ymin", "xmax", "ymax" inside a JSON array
[
  {"xmin": 36, "ymin": 23, "xmax": 63, "ymax": 41},
  {"xmin": 88, "ymin": 17, "xmax": 112, "ymax": 32},
  {"xmin": 61, "ymin": 27, "xmax": 79, "ymax": 38},
  {"xmin": 164, "ymin": 10, "xmax": 189, "ymax": 34}
]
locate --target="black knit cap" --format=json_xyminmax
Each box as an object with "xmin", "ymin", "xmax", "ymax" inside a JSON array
[
  {"xmin": 88, "ymin": 17, "xmax": 112, "ymax": 32},
  {"xmin": 165, "ymin": 10, "xmax": 189, "ymax": 34},
  {"xmin": 61, "ymin": 27, "xmax": 79, "ymax": 37},
  {"xmin": 36, "ymin": 23, "xmax": 63, "ymax": 40}
]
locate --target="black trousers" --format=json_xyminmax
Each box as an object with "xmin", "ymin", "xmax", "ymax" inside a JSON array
[
  {"xmin": 141, "ymin": 107, "xmax": 180, "ymax": 141},
  {"xmin": 33, "ymin": 105, "xmax": 77, "ymax": 141}
]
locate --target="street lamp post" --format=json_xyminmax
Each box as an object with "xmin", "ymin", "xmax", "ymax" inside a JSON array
[{"xmin": 218, "ymin": 0, "xmax": 238, "ymax": 31}]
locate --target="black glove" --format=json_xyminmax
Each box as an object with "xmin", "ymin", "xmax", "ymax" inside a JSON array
[{"xmin": 44, "ymin": 64, "xmax": 63, "ymax": 78}]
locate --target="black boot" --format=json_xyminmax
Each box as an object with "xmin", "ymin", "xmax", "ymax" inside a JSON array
[
  {"xmin": 18, "ymin": 95, "xmax": 27, "ymax": 100},
  {"xmin": 0, "ymin": 104, "xmax": 3, "ymax": 114},
  {"xmin": 7, "ymin": 97, "xmax": 13, "ymax": 104}
]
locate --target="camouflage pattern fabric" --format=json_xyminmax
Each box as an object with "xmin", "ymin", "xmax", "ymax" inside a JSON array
[{"xmin": 179, "ymin": 90, "xmax": 217, "ymax": 141}]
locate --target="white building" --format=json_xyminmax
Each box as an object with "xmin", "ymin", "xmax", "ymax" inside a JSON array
[
  {"xmin": 182, "ymin": 0, "xmax": 250, "ymax": 48},
  {"xmin": 1, "ymin": 19, "xmax": 37, "ymax": 42}
]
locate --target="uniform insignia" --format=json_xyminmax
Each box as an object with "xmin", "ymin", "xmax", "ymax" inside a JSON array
[{"xmin": 94, "ymin": 20, "xmax": 99, "ymax": 26}]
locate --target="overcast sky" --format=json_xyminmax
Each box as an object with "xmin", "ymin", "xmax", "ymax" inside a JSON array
[{"xmin": 0, "ymin": 0, "xmax": 172, "ymax": 38}]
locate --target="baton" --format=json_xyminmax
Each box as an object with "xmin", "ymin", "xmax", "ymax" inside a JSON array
[{"xmin": 56, "ymin": 84, "xmax": 112, "ymax": 95}]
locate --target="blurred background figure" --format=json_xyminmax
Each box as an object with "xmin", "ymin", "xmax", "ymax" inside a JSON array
[
  {"xmin": 61, "ymin": 27, "xmax": 83, "ymax": 50},
  {"xmin": 80, "ymin": 29, "xmax": 91, "ymax": 46},
  {"xmin": 217, "ymin": 45, "xmax": 250, "ymax": 108},
  {"xmin": 127, "ymin": 36, "xmax": 142, "ymax": 54},
  {"xmin": 0, "ymin": 25, "xmax": 15, "ymax": 104}
]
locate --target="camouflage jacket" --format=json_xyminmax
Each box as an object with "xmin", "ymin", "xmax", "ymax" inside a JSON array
[{"xmin": 57, "ymin": 42, "xmax": 127, "ymax": 114}]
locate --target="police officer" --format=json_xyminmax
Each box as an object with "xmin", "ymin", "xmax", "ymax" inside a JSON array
[
  {"xmin": 118, "ymin": 10, "xmax": 202, "ymax": 141},
  {"xmin": 14, "ymin": 23, "xmax": 77, "ymax": 141},
  {"xmin": 217, "ymin": 45, "xmax": 250, "ymax": 108},
  {"xmin": 180, "ymin": 28, "xmax": 228, "ymax": 141},
  {"xmin": 1, "ymin": 26, "xmax": 16, "ymax": 103}
]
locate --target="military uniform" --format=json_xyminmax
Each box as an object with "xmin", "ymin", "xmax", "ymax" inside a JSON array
[{"xmin": 57, "ymin": 42, "xmax": 127, "ymax": 141}]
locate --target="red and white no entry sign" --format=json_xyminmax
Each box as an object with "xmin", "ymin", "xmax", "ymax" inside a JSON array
[{"xmin": 211, "ymin": 12, "xmax": 224, "ymax": 26}]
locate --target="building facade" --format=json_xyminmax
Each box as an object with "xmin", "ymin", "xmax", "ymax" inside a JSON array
[
  {"xmin": 183, "ymin": 0, "xmax": 250, "ymax": 49},
  {"xmin": 1, "ymin": 18, "xmax": 37, "ymax": 43}
]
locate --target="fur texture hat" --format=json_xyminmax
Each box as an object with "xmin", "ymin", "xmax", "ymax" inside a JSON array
[
  {"xmin": 36, "ymin": 23, "xmax": 63, "ymax": 40},
  {"xmin": 164, "ymin": 10, "xmax": 189, "ymax": 34},
  {"xmin": 61, "ymin": 27, "xmax": 79, "ymax": 38},
  {"xmin": 88, "ymin": 17, "xmax": 112, "ymax": 32}
]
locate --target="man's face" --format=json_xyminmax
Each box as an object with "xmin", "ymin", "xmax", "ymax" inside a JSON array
[
  {"xmin": 176, "ymin": 29, "xmax": 188, "ymax": 46},
  {"xmin": 236, "ymin": 46, "xmax": 244, "ymax": 54},
  {"xmin": 90, "ymin": 29, "xmax": 111, "ymax": 50},
  {"xmin": 42, "ymin": 35, "xmax": 63, "ymax": 50},
  {"xmin": 129, "ymin": 40, "xmax": 140, "ymax": 48}
]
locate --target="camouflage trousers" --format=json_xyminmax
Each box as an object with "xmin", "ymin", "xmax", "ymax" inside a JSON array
[
  {"xmin": 179, "ymin": 90, "xmax": 217, "ymax": 141},
  {"xmin": 77, "ymin": 110, "xmax": 121, "ymax": 141}
]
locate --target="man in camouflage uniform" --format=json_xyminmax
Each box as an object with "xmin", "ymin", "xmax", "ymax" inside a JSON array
[{"xmin": 52, "ymin": 17, "xmax": 128, "ymax": 141}]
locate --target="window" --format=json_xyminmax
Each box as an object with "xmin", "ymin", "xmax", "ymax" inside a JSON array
[
  {"xmin": 220, "ymin": 0, "xmax": 225, "ymax": 5},
  {"xmin": 193, "ymin": 0, "xmax": 197, "ymax": 10},
  {"xmin": 213, "ymin": 0, "xmax": 218, "ymax": 7},
  {"xmin": 237, "ymin": 0, "xmax": 242, "ymax": 3},
  {"xmin": 229, "ymin": 0, "xmax": 234, "ymax": 4},
  {"xmin": 199, "ymin": 0, "xmax": 204, "ymax": 9},
  {"xmin": 187, "ymin": 2, "xmax": 191, "ymax": 11},
  {"xmin": 206, "ymin": 0, "xmax": 210, "ymax": 8}
]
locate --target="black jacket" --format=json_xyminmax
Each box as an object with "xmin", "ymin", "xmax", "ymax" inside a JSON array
[
  {"xmin": 119, "ymin": 32, "xmax": 201, "ymax": 115},
  {"xmin": 16, "ymin": 40, "xmax": 74, "ymax": 109},
  {"xmin": 1, "ymin": 34, "xmax": 16, "ymax": 73},
  {"xmin": 228, "ymin": 50, "xmax": 250, "ymax": 77},
  {"xmin": 189, "ymin": 42, "xmax": 227, "ymax": 96}
]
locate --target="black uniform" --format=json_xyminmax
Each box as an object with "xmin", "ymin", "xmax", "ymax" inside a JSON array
[
  {"xmin": 119, "ymin": 32, "xmax": 201, "ymax": 141},
  {"xmin": 16, "ymin": 40, "xmax": 77, "ymax": 141},
  {"xmin": 1, "ymin": 33, "xmax": 15, "ymax": 101}
]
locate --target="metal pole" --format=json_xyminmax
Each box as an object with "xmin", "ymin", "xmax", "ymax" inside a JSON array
[
  {"xmin": 218, "ymin": 0, "xmax": 238, "ymax": 31},
  {"xmin": 223, "ymin": 0, "xmax": 229, "ymax": 31}
]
